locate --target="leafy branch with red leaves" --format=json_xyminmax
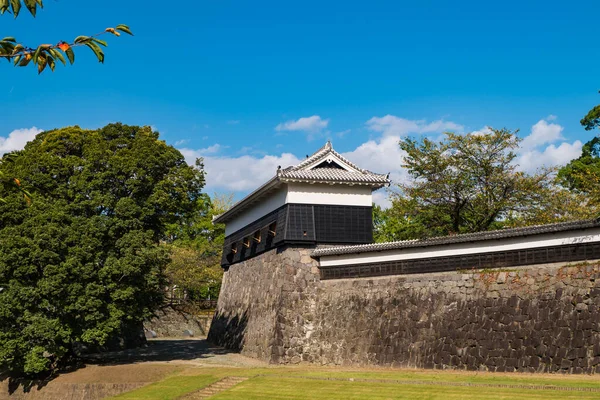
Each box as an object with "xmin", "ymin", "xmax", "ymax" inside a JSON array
[{"xmin": 0, "ymin": 0, "xmax": 133, "ymax": 73}]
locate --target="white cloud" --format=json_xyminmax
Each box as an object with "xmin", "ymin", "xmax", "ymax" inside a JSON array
[
  {"xmin": 342, "ymin": 136, "xmax": 408, "ymax": 208},
  {"xmin": 180, "ymin": 116, "xmax": 463, "ymax": 207},
  {"xmin": 471, "ymin": 126, "xmax": 493, "ymax": 136},
  {"xmin": 366, "ymin": 115, "xmax": 464, "ymax": 137},
  {"xmin": 227, "ymin": 120, "xmax": 240, "ymax": 125},
  {"xmin": 342, "ymin": 136, "xmax": 407, "ymax": 184},
  {"xmin": 190, "ymin": 139, "xmax": 401, "ymax": 205},
  {"xmin": 515, "ymin": 118, "xmax": 581, "ymax": 173},
  {"xmin": 275, "ymin": 115, "xmax": 329, "ymax": 133},
  {"xmin": 180, "ymin": 135, "xmax": 404, "ymax": 203},
  {"xmin": 179, "ymin": 144, "xmax": 224, "ymax": 161},
  {"xmin": 350, "ymin": 116, "xmax": 467, "ymax": 205},
  {"xmin": 520, "ymin": 119, "xmax": 564, "ymax": 150},
  {"xmin": 0, "ymin": 127, "xmax": 43, "ymax": 155},
  {"xmin": 516, "ymin": 140, "xmax": 583, "ymax": 173},
  {"xmin": 178, "ymin": 116, "xmax": 584, "ymax": 209},
  {"xmin": 180, "ymin": 149, "xmax": 301, "ymax": 192},
  {"xmin": 372, "ymin": 190, "xmax": 392, "ymax": 209}
]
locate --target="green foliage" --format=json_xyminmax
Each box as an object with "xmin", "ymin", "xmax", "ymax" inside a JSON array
[
  {"xmin": 557, "ymin": 137, "xmax": 600, "ymax": 194},
  {"xmin": 0, "ymin": 156, "xmax": 31, "ymax": 204},
  {"xmin": 1, "ymin": 0, "xmax": 132, "ymax": 73},
  {"xmin": 581, "ymin": 92, "xmax": 600, "ymax": 131},
  {"xmin": 164, "ymin": 193, "xmax": 232, "ymax": 301},
  {"xmin": 165, "ymin": 246, "xmax": 223, "ymax": 301},
  {"xmin": 0, "ymin": 0, "xmax": 43, "ymax": 17},
  {"xmin": 556, "ymin": 136, "xmax": 600, "ymax": 218},
  {"xmin": 384, "ymin": 128, "xmax": 582, "ymax": 240},
  {"xmin": 0, "ymin": 123, "xmax": 205, "ymax": 377},
  {"xmin": 373, "ymin": 202, "xmax": 427, "ymax": 243}
]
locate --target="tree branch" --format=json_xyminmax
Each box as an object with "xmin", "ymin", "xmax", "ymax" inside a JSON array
[{"xmin": 1, "ymin": 25, "xmax": 132, "ymax": 73}]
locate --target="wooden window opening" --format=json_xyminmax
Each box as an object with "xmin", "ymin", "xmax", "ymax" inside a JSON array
[{"xmin": 268, "ymin": 222, "xmax": 277, "ymax": 236}]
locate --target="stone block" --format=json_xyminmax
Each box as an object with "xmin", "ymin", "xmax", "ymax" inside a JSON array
[
  {"xmin": 497, "ymin": 272, "xmax": 507, "ymax": 284},
  {"xmin": 145, "ymin": 330, "xmax": 157, "ymax": 339},
  {"xmin": 561, "ymin": 359, "xmax": 573, "ymax": 369}
]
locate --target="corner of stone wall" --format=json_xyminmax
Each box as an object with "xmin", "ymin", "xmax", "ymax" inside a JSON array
[
  {"xmin": 207, "ymin": 245, "xmax": 321, "ymax": 363},
  {"xmin": 270, "ymin": 247, "xmax": 321, "ymax": 364}
]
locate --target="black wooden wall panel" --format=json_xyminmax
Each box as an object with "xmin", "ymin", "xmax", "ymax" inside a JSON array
[{"xmin": 221, "ymin": 203, "xmax": 374, "ymax": 267}]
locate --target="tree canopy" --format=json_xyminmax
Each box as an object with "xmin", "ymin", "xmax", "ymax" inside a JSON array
[
  {"xmin": 1, "ymin": 0, "xmax": 132, "ymax": 73},
  {"xmin": 557, "ymin": 137, "xmax": 600, "ymax": 206},
  {"xmin": 375, "ymin": 128, "xmax": 591, "ymax": 242},
  {"xmin": 581, "ymin": 92, "xmax": 600, "ymax": 131},
  {"xmin": 0, "ymin": 124, "xmax": 205, "ymax": 376}
]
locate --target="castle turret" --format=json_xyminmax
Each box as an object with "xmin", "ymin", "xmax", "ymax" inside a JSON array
[{"xmin": 213, "ymin": 141, "xmax": 390, "ymax": 268}]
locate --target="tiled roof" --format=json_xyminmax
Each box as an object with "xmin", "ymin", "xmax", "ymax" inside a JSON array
[
  {"xmin": 293, "ymin": 141, "xmax": 367, "ymax": 173},
  {"xmin": 292, "ymin": 142, "xmax": 334, "ymax": 170},
  {"xmin": 279, "ymin": 168, "xmax": 389, "ymax": 185},
  {"xmin": 312, "ymin": 218, "xmax": 600, "ymax": 257},
  {"xmin": 213, "ymin": 141, "xmax": 390, "ymax": 224}
]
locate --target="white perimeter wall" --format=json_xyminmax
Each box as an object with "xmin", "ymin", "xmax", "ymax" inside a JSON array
[
  {"xmin": 319, "ymin": 228, "xmax": 600, "ymax": 267},
  {"xmin": 286, "ymin": 183, "xmax": 372, "ymax": 206}
]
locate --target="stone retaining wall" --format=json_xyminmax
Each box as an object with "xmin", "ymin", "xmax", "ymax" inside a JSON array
[
  {"xmin": 208, "ymin": 246, "xmax": 600, "ymax": 373},
  {"xmin": 144, "ymin": 306, "xmax": 212, "ymax": 338}
]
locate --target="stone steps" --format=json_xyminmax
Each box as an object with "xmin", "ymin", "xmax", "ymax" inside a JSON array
[{"xmin": 180, "ymin": 376, "xmax": 248, "ymax": 399}]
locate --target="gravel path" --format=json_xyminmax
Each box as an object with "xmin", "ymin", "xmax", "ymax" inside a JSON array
[{"xmin": 84, "ymin": 338, "xmax": 266, "ymax": 368}]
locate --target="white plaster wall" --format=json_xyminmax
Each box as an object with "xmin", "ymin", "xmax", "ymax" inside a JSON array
[
  {"xmin": 286, "ymin": 183, "xmax": 372, "ymax": 207},
  {"xmin": 224, "ymin": 187, "xmax": 287, "ymax": 236},
  {"xmin": 319, "ymin": 228, "xmax": 600, "ymax": 267}
]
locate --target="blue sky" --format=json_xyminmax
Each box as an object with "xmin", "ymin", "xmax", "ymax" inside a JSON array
[{"xmin": 1, "ymin": 0, "xmax": 599, "ymax": 205}]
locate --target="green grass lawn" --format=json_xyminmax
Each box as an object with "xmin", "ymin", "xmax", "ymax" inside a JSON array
[
  {"xmin": 111, "ymin": 375, "xmax": 220, "ymax": 400},
  {"xmin": 111, "ymin": 367, "xmax": 600, "ymax": 400},
  {"xmin": 213, "ymin": 376, "xmax": 597, "ymax": 400}
]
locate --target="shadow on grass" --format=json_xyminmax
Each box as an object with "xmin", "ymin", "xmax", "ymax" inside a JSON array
[
  {"xmin": 1, "ymin": 360, "xmax": 85, "ymax": 396},
  {"xmin": 1, "ymin": 340, "xmax": 236, "ymax": 396},
  {"xmin": 1, "ymin": 311, "xmax": 249, "ymax": 396}
]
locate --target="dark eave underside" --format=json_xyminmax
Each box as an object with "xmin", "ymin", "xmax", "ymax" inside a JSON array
[{"xmin": 212, "ymin": 176, "xmax": 281, "ymax": 224}]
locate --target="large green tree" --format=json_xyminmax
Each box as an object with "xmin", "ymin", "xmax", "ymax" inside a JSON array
[
  {"xmin": 378, "ymin": 128, "xmax": 586, "ymax": 241},
  {"xmin": 0, "ymin": 123, "xmax": 205, "ymax": 376},
  {"xmin": 1, "ymin": 0, "xmax": 132, "ymax": 73}
]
